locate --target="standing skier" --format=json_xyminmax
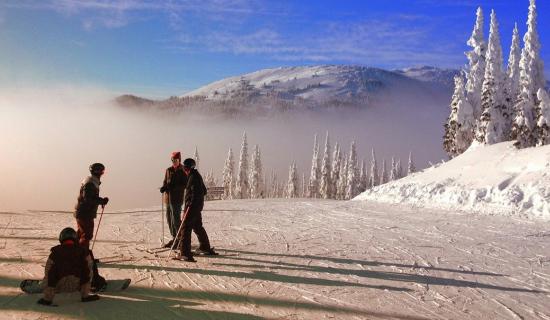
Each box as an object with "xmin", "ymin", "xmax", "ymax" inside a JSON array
[
  {"xmin": 37, "ymin": 227, "xmax": 99, "ymax": 306},
  {"xmin": 74, "ymin": 162, "xmax": 109, "ymax": 290},
  {"xmin": 176, "ymin": 158, "xmax": 217, "ymax": 262},
  {"xmin": 160, "ymin": 151, "xmax": 187, "ymax": 248}
]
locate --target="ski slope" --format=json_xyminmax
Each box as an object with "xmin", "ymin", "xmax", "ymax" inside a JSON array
[{"xmin": 0, "ymin": 199, "xmax": 549, "ymax": 319}]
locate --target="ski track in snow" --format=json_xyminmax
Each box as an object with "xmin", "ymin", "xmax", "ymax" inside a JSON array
[{"xmin": 0, "ymin": 199, "xmax": 549, "ymax": 319}]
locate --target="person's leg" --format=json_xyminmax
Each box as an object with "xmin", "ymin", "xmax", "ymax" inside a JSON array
[
  {"xmin": 193, "ymin": 214, "xmax": 211, "ymax": 251},
  {"xmin": 166, "ymin": 202, "xmax": 175, "ymax": 238},
  {"xmin": 76, "ymin": 218, "xmax": 94, "ymax": 249},
  {"xmin": 178, "ymin": 224, "xmax": 194, "ymax": 258},
  {"xmin": 39, "ymin": 258, "xmax": 55, "ymax": 304}
]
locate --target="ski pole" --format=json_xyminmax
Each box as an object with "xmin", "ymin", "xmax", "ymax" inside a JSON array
[
  {"xmin": 91, "ymin": 205, "xmax": 105, "ymax": 251},
  {"xmin": 161, "ymin": 193, "xmax": 165, "ymax": 246},
  {"xmin": 167, "ymin": 207, "xmax": 189, "ymax": 260}
]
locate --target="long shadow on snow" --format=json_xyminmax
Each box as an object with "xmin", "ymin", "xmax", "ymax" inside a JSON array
[
  {"xmin": 0, "ymin": 235, "xmax": 139, "ymax": 245},
  {"xmin": 0, "ymin": 275, "xmax": 430, "ymax": 320},
  {"xmin": 100, "ymin": 262, "xmax": 410, "ymax": 291},
  {"xmin": 222, "ymin": 249, "xmax": 504, "ymax": 276},
  {"xmin": 208, "ymin": 257, "xmax": 543, "ymax": 294}
]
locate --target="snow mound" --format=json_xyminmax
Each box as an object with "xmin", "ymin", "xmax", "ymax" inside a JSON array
[{"xmin": 354, "ymin": 142, "xmax": 550, "ymax": 220}]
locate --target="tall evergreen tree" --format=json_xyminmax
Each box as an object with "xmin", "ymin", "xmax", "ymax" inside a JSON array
[
  {"xmin": 193, "ymin": 146, "xmax": 200, "ymax": 170},
  {"xmin": 301, "ymin": 173, "xmax": 307, "ymax": 198},
  {"xmin": 444, "ymin": 75, "xmax": 475, "ymax": 157},
  {"xmin": 308, "ymin": 134, "xmax": 320, "ymax": 198},
  {"xmin": 319, "ymin": 132, "xmax": 332, "ymax": 199},
  {"xmin": 536, "ymin": 89, "xmax": 550, "ymax": 146},
  {"xmin": 369, "ymin": 148, "xmax": 379, "ymax": 188},
  {"xmin": 506, "ymin": 23, "xmax": 522, "ymax": 134},
  {"xmin": 329, "ymin": 143, "xmax": 341, "ymax": 198},
  {"xmin": 407, "ymin": 152, "xmax": 416, "ymax": 176},
  {"xmin": 345, "ymin": 141, "xmax": 358, "ymax": 199},
  {"xmin": 465, "ymin": 7, "xmax": 487, "ymax": 120},
  {"xmin": 477, "ymin": 10, "xmax": 506, "ymax": 145},
  {"xmin": 249, "ymin": 145, "xmax": 263, "ymax": 198},
  {"xmin": 222, "ymin": 148, "xmax": 234, "ymax": 200},
  {"xmin": 269, "ymin": 170, "xmax": 277, "ymax": 198},
  {"xmin": 235, "ymin": 132, "xmax": 249, "ymax": 199},
  {"xmin": 336, "ymin": 154, "xmax": 348, "ymax": 200},
  {"xmin": 389, "ymin": 157, "xmax": 397, "ymax": 181},
  {"xmin": 358, "ymin": 159, "xmax": 367, "ymax": 192},
  {"xmin": 512, "ymin": 0, "xmax": 545, "ymax": 148},
  {"xmin": 286, "ymin": 162, "xmax": 299, "ymax": 198}
]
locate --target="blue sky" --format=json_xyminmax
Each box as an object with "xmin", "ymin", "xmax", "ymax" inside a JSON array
[{"xmin": 0, "ymin": 0, "xmax": 548, "ymax": 98}]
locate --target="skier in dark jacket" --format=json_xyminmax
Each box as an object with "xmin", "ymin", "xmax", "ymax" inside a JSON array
[
  {"xmin": 74, "ymin": 163, "xmax": 108, "ymax": 290},
  {"xmin": 160, "ymin": 151, "xmax": 187, "ymax": 248},
  {"xmin": 176, "ymin": 158, "xmax": 216, "ymax": 262},
  {"xmin": 37, "ymin": 227, "xmax": 100, "ymax": 306}
]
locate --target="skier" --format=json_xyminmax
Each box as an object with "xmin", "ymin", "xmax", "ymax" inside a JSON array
[
  {"xmin": 160, "ymin": 151, "xmax": 187, "ymax": 248},
  {"xmin": 74, "ymin": 162, "xmax": 109, "ymax": 290},
  {"xmin": 37, "ymin": 227, "xmax": 100, "ymax": 306},
  {"xmin": 176, "ymin": 158, "xmax": 217, "ymax": 262}
]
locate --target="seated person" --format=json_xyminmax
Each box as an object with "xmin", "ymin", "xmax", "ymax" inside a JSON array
[{"xmin": 37, "ymin": 227, "xmax": 100, "ymax": 306}]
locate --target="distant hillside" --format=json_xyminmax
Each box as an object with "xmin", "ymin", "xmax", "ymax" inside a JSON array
[{"xmin": 115, "ymin": 65, "xmax": 460, "ymax": 116}]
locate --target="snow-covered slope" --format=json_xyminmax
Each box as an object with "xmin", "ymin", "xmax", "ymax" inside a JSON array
[
  {"xmin": 181, "ymin": 65, "xmax": 453, "ymax": 103},
  {"xmin": 355, "ymin": 142, "xmax": 550, "ymax": 219},
  {"xmin": 394, "ymin": 66, "xmax": 459, "ymax": 89}
]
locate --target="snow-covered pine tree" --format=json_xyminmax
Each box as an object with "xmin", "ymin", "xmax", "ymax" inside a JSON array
[
  {"xmin": 358, "ymin": 159, "xmax": 367, "ymax": 192},
  {"xmin": 301, "ymin": 173, "xmax": 306, "ymax": 198},
  {"xmin": 249, "ymin": 144, "xmax": 263, "ymax": 199},
  {"xmin": 369, "ymin": 148, "xmax": 378, "ymax": 188},
  {"xmin": 407, "ymin": 152, "xmax": 416, "ymax": 175},
  {"xmin": 286, "ymin": 162, "xmax": 299, "ymax": 198},
  {"xmin": 477, "ymin": 10, "xmax": 506, "ymax": 145},
  {"xmin": 319, "ymin": 132, "xmax": 332, "ymax": 199},
  {"xmin": 389, "ymin": 157, "xmax": 397, "ymax": 181},
  {"xmin": 235, "ymin": 132, "xmax": 249, "ymax": 199},
  {"xmin": 269, "ymin": 170, "xmax": 277, "ymax": 198},
  {"xmin": 193, "ymin": 146, "xmax": 200, "ymax": 170},
  {"xmin": 505, "ymin": 23, "xmax": 522, "ymax": 135},
  {"xmin": 444, "ymin": 75, "xmax": 475, "ymax": 157},
  {"xmin": 536, "ymin": 89, "xmax": 550, "ymax": 146},
  {"xmin": 345, "ymin": 141, "xmax": 358, "ymax": 199},
  {"xmin": 380, "ymin": 159, "xmax": 387, "ymax": 185},
  {"xmin": 205, "ymin": 168, "xmax": 216, "ymax": 188},
  {"xmin": 329, "ymin": 142, "xmax": 341, "ymax": 198},
  {"xmin": 465, "ymin": 7, "xmax": 487, "ymax": 120},
  {"xmin": 396, "ymin": 159, "xmax": 403, "ymax": 179},
  {"xmin": 336, "ymin": 154, "xmax": 348, "ymax": 200},
  {"xmin": 222, "ymin": 148, "xmax": 234, "ymax": 200},
  {"xmin": 308, "ymin": 134, "xmax": 320, "ymax": 198},
  {"xmin": 511, "ymin": 0, "xmax": 546, "ymax": 148}
]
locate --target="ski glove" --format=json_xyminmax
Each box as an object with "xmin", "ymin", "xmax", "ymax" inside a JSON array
[
  {"xmin": 100, "ymin": 197, "xmax": 109, "ymax": 206},
  {"xmin": 160, "ymin": 186, "xmax": 167, "ymax": 193}
]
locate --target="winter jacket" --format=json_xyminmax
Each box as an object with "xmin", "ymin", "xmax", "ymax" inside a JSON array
[
  {"xmin": 162, "ymin": 165, "xmax": 187, "ymax": 205},
  {"xmin": 74, "ymin": 176, "xmax": 103, "ymax": 219},
  {"xmin": 46, "ymin": 243, "xmax": 91, "ymax": 287},
  {"xmin": 183, "ymin": 169, "xmax": 207, "ymax": 220}
]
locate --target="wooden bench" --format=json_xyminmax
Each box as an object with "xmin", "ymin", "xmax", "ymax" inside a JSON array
[{"xmin": 206, "ymin": 186, "xmax": 225, "ymax": 201}]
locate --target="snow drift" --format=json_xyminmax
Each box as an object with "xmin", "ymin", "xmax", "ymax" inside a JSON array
[{"xmin": 354, "ymin": 141, "xmax": 550, "ymax": 220}]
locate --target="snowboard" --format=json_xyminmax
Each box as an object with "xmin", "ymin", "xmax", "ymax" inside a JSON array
[{"xmin": 20, "ymin": 279, "xmax": 131, "ymax": 294}]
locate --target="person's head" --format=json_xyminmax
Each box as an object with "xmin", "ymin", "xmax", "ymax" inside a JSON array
[
  {"xmin": 182, "ymin": 158, "xmax": 196, "ymax": 175},
  {"xmin": 59, "ymin": 227, "xmax": 78, "ymax": 244},
  {"xmin": 89, "ymin": 163, "xmax": 105, "ymax": 178},
  {"xmin": 171, "ymin": 151, "xmax": 181, "ymax": 166}
]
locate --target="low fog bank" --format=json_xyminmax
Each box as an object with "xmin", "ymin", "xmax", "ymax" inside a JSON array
[{"xmin": 0, "ymin": 86, "xmax": 448, "ymax": 211}]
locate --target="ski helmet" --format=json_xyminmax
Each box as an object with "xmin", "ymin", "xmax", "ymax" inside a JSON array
[
  {"xmin": 59, "ymin": 227, "xmax": 78, "ymax": 243},
  {"xmin": 183, "ymin": 158, "xmax": 196, "ymax": 168},
  {"xmin": 89, "ymin": 163, "xmax": 105, "ymax": 173}
]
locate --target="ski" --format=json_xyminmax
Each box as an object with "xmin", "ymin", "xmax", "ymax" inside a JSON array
[
  {"xmin": 136, "ymin": 246, "xmax": 172, "ymax": 254},
  {"xmin": 20, "ymin": 279, "xmax": 131, "ymax": 294}
]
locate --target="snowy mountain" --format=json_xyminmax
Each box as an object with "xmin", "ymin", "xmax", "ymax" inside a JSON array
[
  {"xmin": 116, "ymin": 65, "xmax": 458, "ymax": 114},
  {"xmin": 355, "ymin": 141, "xmax": 550, "ymax": 220}
]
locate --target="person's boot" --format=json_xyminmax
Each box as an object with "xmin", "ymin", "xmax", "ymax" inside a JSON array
[
  {"xmin": 37, "ymin": 298, "xmax": 55, "ymax": 306},
  {"xmin": 81, "ymin": 294, "xmax": 100, "ymax": 302},
  {"xmin": 174, "ymin": 252, "xmax": 196, "ymax": 262},
  {"xmin": 196, "ymin": 247, "xmax": 218, "ymax": 256}
]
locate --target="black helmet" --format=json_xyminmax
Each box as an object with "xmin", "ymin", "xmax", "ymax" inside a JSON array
[
  {"xmin": 183, "ymin": 158, "xmax": 196, "ymax": 168},
  {"xmin": 59, "ymin": 227, "xmax": 78, "ymax": 243},
  {"xmin": 89, "ymin": 163, "xmax": 105, "ymax": 173}
]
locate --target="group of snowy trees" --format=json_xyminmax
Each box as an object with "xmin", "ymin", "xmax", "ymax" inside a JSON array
[
  {"xmin": 287, "ymin": 133, "xmax": 416, "ymax": 200},
  {"xmin": 217, "ymin": 132, "xmax": 416, "ymax": 201},
  {"xmin": 444, "ymin": 0, "xmax": 549, "ymax": 157}
]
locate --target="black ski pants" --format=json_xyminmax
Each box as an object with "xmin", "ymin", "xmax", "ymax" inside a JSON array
[{"xmin": 178, "ymin": 212, "xmax": 211, "ymax": 257}]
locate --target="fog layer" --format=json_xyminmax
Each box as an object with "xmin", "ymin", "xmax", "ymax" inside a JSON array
[{"xmin": 0, "ymin": 86, "xmax": 447, "ymax": 211}]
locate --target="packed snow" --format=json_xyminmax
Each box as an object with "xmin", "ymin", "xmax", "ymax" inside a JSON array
[
  {"xmin": 355, "ymin": 142, "xmax": 550, "ymax": 220},
  {"xmin": 0, "ymin": 199, "xmax": 549, "ymax": 319}
]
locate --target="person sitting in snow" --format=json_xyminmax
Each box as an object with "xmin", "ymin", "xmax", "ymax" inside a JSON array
[{"xmin": 37, "ymin": 227, "xmax": 100, "ymax": 306}]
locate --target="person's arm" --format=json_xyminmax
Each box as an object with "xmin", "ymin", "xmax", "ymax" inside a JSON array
[
  {"xmin": 160, "ymin": 169, "xmax": 169, "ymax": 193},
  {"xmin": 45, "ymin": 252, "xmax": 57, "ymax": 288}
]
